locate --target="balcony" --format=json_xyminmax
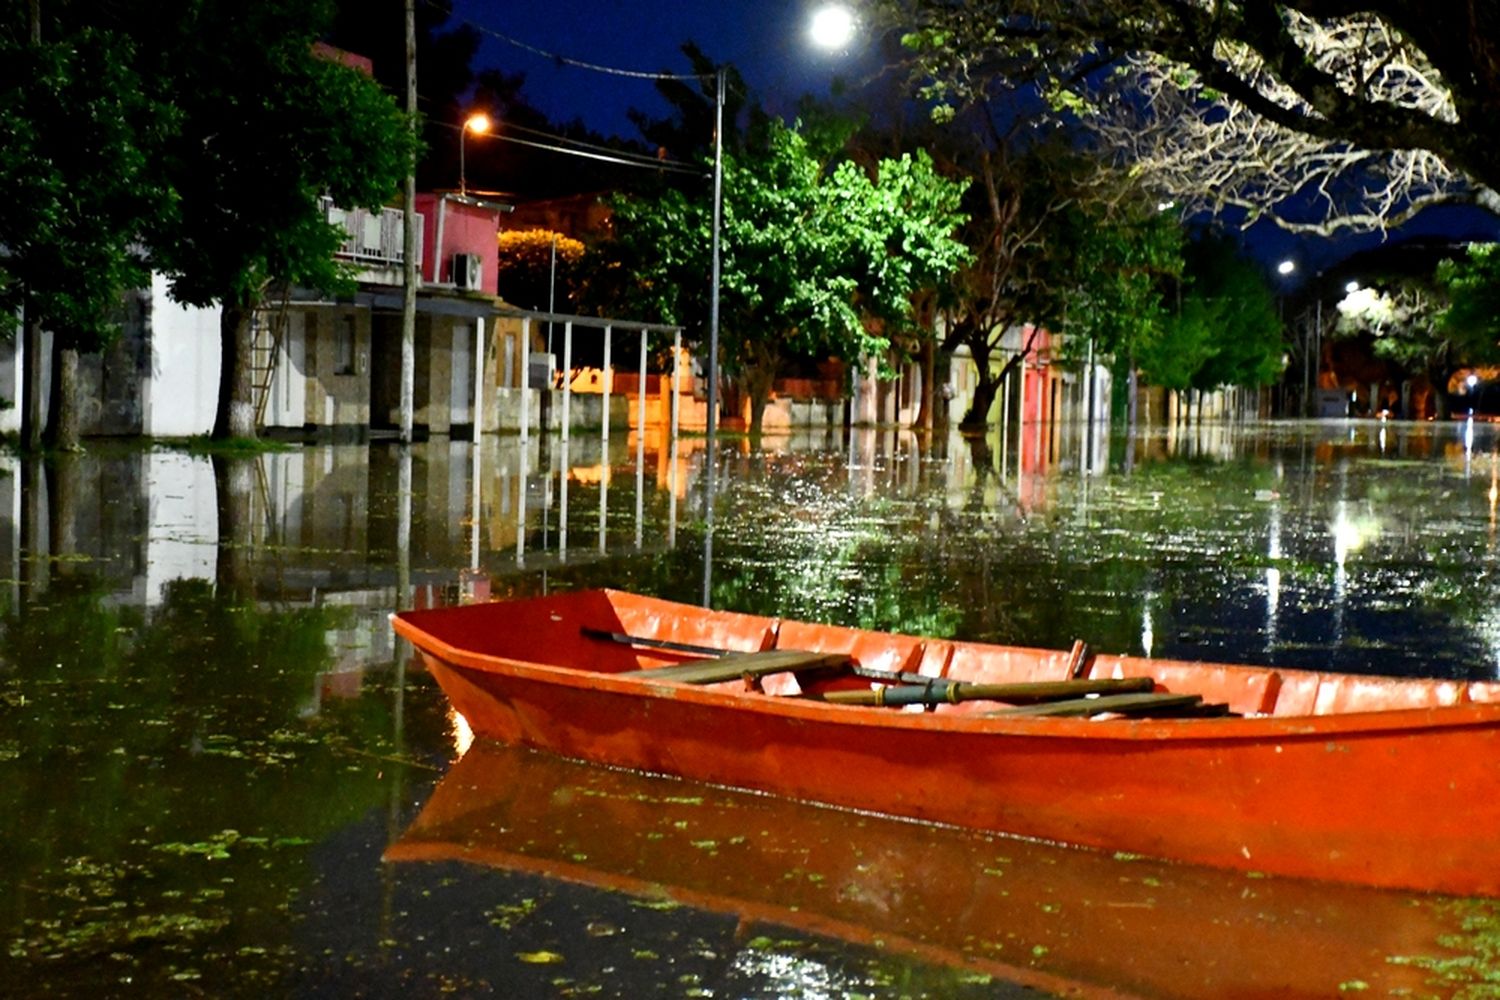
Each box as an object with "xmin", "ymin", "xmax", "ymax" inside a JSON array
[{"xmin": 323, "ymin": 199, "xmax": 424, "ymax": 286}]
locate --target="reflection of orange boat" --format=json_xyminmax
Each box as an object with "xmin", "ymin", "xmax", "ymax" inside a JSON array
[
  {"xmin": 386, "ymin": 743, "xmax": 1479, "ymax": 1000},
  {"xmin": 390, "ymin": 589, "xmax": 1500, "ymax": 896}
]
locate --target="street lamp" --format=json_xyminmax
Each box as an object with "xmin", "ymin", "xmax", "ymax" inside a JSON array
[
  {"xmin": 1277, "ymin": 259, "xmax": 1296, "ymax": 276},
  {"xmin": 459, "ymin": 112, "xmax": 491, "ymax": 197},
  {"xmin": 809, "ymin": 4, "xmax": 856, "ymax": 50}
]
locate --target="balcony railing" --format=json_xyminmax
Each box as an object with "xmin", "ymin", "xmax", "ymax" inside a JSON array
[{"xmin": 322, "ymin": 199, "xmax": 423, "ymax": 269}]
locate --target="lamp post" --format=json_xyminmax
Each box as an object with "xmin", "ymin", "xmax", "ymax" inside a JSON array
[
  {"xmin": 459, "ymin": 112, "xmax": 491, "ymax": 197},
  {"xmin": 707, "ymin": 68, "xmax": 725, "ymax": 441}
]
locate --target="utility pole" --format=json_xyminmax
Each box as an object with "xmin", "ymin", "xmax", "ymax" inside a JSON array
[
  {"xmin": 399, "ymin": 0, "xmax": 417, "ymax": 444},
  {"xmin": 21, "ymin": 0, "xmax": 42, "ymax": 451}
]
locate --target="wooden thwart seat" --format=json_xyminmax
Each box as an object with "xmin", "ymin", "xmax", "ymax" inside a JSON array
[{"xmin": 618, "ymin": 649, "xmax": 853, "ymax": 685}]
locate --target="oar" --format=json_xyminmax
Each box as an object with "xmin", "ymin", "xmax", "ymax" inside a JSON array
[
  {"xmin": 580, "ymin": 627, "xmax": 721, "ymax": 657},
  {"xmin": 581, "ymin": 626, "xmax": 938, "ymax": 686},
  {"xmin": 818, "ymin": 676, "xmax": 1155, "ymax": 708}
]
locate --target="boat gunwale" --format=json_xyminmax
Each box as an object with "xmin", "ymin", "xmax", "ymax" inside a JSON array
[{"xmin": 390, "ymin": 609, "xmax": 1500, "ymax": 744}]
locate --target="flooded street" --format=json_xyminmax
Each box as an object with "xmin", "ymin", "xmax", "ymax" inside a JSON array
[{"xmin": 4, "ymin": 419, "xmax": 1500, "ymax": 997}]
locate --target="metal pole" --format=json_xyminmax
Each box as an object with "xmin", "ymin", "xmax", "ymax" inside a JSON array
[
  {"xmin": 519, "ymin": 317, "xmax": 531, "ymax": 443},
  {"xmin": 399, "ymin": 0, "xmax": 417, "ymax": 445},
  {"xmin": 637, "ymin": 329, "xmax": 647, "ymax": 443},
  {"xmin": 562, "ymin": 320, "xmax": 573, "ymax": 443},
  {"xmin": 707, "ymin": 66, "xmax": 726, "ymax": 442},
  {"xmin": 473, "ymin": 316, "xmax": 485, "ymax": 442},
  {"xmin": 602, "ymin": 324, "xmax": 612, "ymax": 442},
  {"xmin": 671, "ymin": 329, "xmax": 681, "ymax": 442}
]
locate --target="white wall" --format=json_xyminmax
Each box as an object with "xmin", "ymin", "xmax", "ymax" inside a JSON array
[
  {"xmin": 135, "ymin": 451, "xmax": 217, "ymax": 606},
  {"xmin": 142, "ymin": 273, "xmax": 220, "ymax": 437},
  {"xmin": 265, "ymin": 312, "xmax": 307, "ymax": 429}
]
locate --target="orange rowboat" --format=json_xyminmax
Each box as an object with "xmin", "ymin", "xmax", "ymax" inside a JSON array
[{"xmin": 391, "ymin": 588, "xmax": 1500, "ymax": 897}]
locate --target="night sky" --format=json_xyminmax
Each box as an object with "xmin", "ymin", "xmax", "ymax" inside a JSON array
[
  {"xmin": 448, "ymin": 0, "xmax": 864, "ymax": 139},
  {"xmin": 445, "ymin": 1, "xmax": 1498, "ymax": 272}
]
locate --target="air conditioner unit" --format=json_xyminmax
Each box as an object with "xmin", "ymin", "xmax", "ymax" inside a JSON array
[{"xmin": 453, "ymin": 252, "xmax": 483, "ymax": 290}]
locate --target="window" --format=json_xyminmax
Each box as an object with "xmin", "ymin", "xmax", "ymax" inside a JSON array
[{"xmin": 334, "ymin": 315, "xmax": 356, "ymax": 375}]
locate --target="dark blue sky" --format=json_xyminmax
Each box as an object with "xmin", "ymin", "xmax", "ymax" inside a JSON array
[
  {"xmin": 445, "ymin": 1, "xmax": 1497, "ymax": 271},
  {"xmin": 449, "ymin": 0, "xmax": 864, "ymax": 140}
]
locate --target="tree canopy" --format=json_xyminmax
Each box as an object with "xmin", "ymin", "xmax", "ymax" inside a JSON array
[
  {"xmin": 0, "ymin": 19, "xmax": 166, "ymax": 353},
  {"xmin": 598, "ymin": 116, "xmax": 969, "ymax": 435},
  {"xmin": 1140, "ymin": 235, "xmax": 1283, "ymax": 393},
  {"xmin": 138, "ymin": 0, "xmax": 415, "ymax": 438},
  {"xmin": 880, "ymin": 0, "xmax": 1500, "ymax": 232}
]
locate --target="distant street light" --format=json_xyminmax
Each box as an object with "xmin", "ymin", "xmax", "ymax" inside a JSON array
[
  {"xmin": 1345, "ymin": 280, "xmax": 1360, "ymax": 294},
  {"xmin": 1277, "ymin": 259, "xmax": 1296, "ymax": 276},
  {"xmin": 809, "ymin": 4, "xmax": 857, "ymax": 50},
  {"xmin": 459, "ymin": 112, "xmax": 491, "ymax": 197}
]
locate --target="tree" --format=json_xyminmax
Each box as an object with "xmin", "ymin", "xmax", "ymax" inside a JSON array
[
  {"xmin": 326, "ymin": 0, "xmax": 479, "ymax": 191},
  {"xmin": 140, "ymin": 0, "xmax": 414, "ymax": 440},
  {"xmin": 933, "ymin": 124, "xmax": 1182, "ymax": 429},
  {"xmin": 495, "ymin": 229, "xmax": 585, "ymax": 311},
  {"xmin": 1439, "ymin": 244, "xmax": 1500, "ymax": 348},
  {"xmin": 601, "ymin": 117, "xmax": 969, "ymax": 436},
  {"xmin": 0, "ymin": 12, "xmax": 169, "ymax": 450},
  {"xmin": 1130, "ymin": 235, "xmax": 1283, "ymax": 408},
  {"xmin": 880, "ymin": 0, "xmax": 1500, "ymax": 232},
  {"xmin": 1333, "ymin": 277, "xmax": 1456, "ymax": 416}
]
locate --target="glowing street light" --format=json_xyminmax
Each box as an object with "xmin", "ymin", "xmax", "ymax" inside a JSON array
[
  {"xmin": 1277, "ymin": 259, "xmax": 1296, "ymax": 276},
  {"xmin": 809, "ymin": 4, "xmax": 856, "ymax": 50},
  {"xmin": 459, "ymin": 112, "xmax": 491, "ymax": 197},
  {"xmin": 1345, "ymin": 280, "xmax": 1360, "ymax": 294}
]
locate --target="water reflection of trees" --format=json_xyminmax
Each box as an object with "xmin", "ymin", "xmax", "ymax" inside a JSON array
[{"xmin": 0, "ymin": 572, "xmax": 430, "ymax": 992}]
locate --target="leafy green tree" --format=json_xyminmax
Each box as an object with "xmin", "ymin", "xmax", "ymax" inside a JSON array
[
  {"xmin": 1135, "ymin": 235, "xmax": 1282, "ymax": 396},
  {"xmin": 602, "ymin": 117, "xmax": 968, "ymax": 436},
  {"xmin": 326, "ymin": 0, "xmax": 478, "ymax": 190},
  {"xmin": 1054, "ymin": 196, "xmax": 1182, "ymax": 371},
  {"xmin": 0, "ymin": 12, "xmax": 169, "ymax": 450},
  {"xmin": 140, "ymin": 0, "xmax": 415, "ymax": 440},
  {"xmin": 1439, "ymin": 244, "xmax": 1500, "ymax": 349},
  {"xmin": 495, "ymin": 229, "xmax": 585, "ymax": 311}
]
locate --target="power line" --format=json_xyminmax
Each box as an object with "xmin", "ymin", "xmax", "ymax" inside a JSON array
[
  {"xmin": 425, "ymin": 0, "xmax": 713, "ymax": 83},
  {"xmin": 433, "ymin": 116, "xmax": 705, "ymax": 175},
  {"xmin": 502, "ymin": 120, "xmax": 700, "ymax": 172},
  {"xmin": 487, "ymin": 131, "xmax": 707, "ymax": 177}
]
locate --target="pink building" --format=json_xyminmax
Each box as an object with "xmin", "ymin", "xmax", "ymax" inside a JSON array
[{"xmin": 415, "ymin": 193, "xmax": 510, "ymax": 292}]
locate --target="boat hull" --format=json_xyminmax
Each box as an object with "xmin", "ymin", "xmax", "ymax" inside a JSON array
[{"xmin": 394, "ymin": 590, "xmax": 1500, "ymax": 896}]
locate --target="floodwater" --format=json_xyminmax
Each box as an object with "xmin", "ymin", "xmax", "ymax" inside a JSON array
[{"xmin": 3, "ymin": 419, "xmax": 1500, "ymax": 998}]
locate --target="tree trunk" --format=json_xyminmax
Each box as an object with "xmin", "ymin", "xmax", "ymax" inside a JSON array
[
  {"xmin": 212, "ymin": 453, "xmax": 256, "ymax": 599},
  {"xmin": 915, "ymin": 337, "xmax": 936, "ymax": 434},
  {"xmin": 43, "ymin": 345, "xmax": 82, "ymax": 452},
  {"xmin": 46, "ymin": 451, "xmax": 80, "ymax": 572},
  {"xmin": 213, "ymin": 298, "xmax": 257, "ymax": 440},
  {"xmin": 961, "ymin": 374, "xmax": 1000, "ymax": 432},
  {"xmin": 959, "ymin": 335, "xmax": 998, "ymax": 432},
  {"xmin": 744, "ymin": 366, "xmax": 774, "ymax": 440},
  {"xmin": 21, "ymin": 305, "xmax": 44, "ymax": 453}
]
